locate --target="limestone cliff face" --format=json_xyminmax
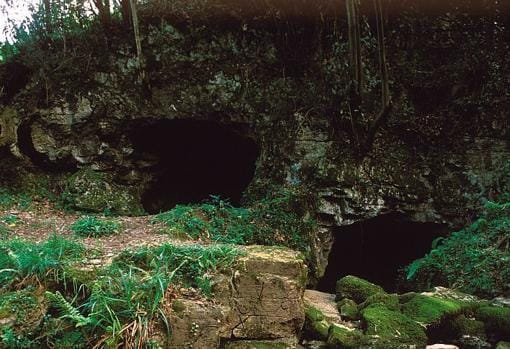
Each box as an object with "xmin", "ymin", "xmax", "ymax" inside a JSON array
[{"xmin": 0, "ymin": 1, "xmax": 508, "ymax": 277}]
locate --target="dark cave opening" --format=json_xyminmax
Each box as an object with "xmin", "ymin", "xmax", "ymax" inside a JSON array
[
  {"xmin": 130, "ymin": 119, "xmax": 260, "ymax": 214},
  {"xmin": 317, "ymin": 213, "xmax": 448, "ymax": 293}
]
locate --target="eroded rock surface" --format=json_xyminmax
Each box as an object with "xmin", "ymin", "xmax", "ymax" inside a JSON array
[{"xmin": 150, "ymin": 245, "xmax": 308, "ymax": 348}]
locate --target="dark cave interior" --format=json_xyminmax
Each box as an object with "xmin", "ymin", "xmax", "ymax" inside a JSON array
[
  {"xmin": 317, "ymin": 213, "xmax": 448, "ymax": 293},
  {"xmin": 130, "ymin": 119, "xmax": 260, "ymax": 214}
]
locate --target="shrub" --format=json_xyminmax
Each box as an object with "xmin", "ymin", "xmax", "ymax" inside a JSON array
[
  {"xmin": 71, "ymin": 216, "xmax": 120, "ymax": 237},
  {"xmin": 153, "ymin": 187, "xmax": 316, "ymax": 251},
  {"xmin": 405, "ymin": 201, "xmax": 510, "ymax": 298}
]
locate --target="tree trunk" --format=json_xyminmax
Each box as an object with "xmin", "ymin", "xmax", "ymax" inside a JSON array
[
  {"xmin": 43, "ymin": 0, "xmax": 52, "ymax": 34},
  {"xmin": 129, "ymin": 0, "xmax": 146, "ymax": 85}
]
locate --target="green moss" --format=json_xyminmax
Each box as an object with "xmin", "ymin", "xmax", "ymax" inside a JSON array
[
  {"xmin": 401, "ymin": 294, "xmax": 463, "ymax": 326},
  {"xmin": 171, "ymin": 299, "xmax": 186, "ymax": 317},
  {"xmin": 0, "ymin": 288, "xmax": 46, "ymax": 338},
  {"xmin": 62, "ymin": 169, "xmax": 144, "ymax": 215},
  {"xmin": 305, "ymin": 305, "xmax": 325, "ymax": 322},
  {"xmin": 337, "ymin": 298, "xmax": 360, "ymax": 320},
  {"xmin": 496, "ymin": 342, "xmax": 510, "ymax": 349},
  {"xmin": 475, "ymin": 306, "xmax": 510, "ymax": 338},
  {"xmin": 304, "ymin": 305, "xmax": 330, "ymax": 339},
  {"xmin": 361, "ymin": 293, "xmax": 400, "ymax": 312},
  {"xmin": 336, "ymin": 275, "xmax": 385, "ymax": 303},
  {"xmin": 311, "ymin": 320, "xmax": 330, "ymax": 339},
  {"xmin": 327, "ymin": 324, "xmax": 366, "ymax": 349},
  {"xmin": 447, "ymin": 314, "xmax": 486, "ymax": 338},
  {"xmin": 361, "ymin": 304, "xmax": 428, "ymax": 347}
]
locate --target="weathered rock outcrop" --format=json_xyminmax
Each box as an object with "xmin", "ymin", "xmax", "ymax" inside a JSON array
[
  {"xmin": 1, "ymin": 1, "xmax": 509, "ymax": 280},
  {"xmin": 154, "ymin": 246, "xmax": 307, "ymax": 348}
]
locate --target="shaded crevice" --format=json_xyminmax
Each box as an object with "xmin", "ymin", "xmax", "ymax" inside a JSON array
[
  {"xmin": 130, "ymin": 119, "xmax": 260, "ymax": 214},
  {"xmin": 317, "ymin": 213, "xmax": 448, "ymax": 293}
]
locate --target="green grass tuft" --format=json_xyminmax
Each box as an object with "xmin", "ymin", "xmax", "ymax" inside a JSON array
[{"xmin": 71, "ymin": 216, "xmax": 120, "ymax": 237}]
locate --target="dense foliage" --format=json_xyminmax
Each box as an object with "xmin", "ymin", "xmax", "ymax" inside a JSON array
[
  {"xmin": 406, "ymin": 201, "xmax": 510, "ymax": 298},
  {"xmin": 0, "ymin": 235, "xmax": 241, "ymax": 347},
  {"xmin": 153, "ymin": 188, "xmax": 316, "ymax": 252}
]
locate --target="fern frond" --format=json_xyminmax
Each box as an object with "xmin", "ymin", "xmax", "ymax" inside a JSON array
[{"xmin": 45, "ymin": 291, "xmax": 92, "ymax": 327}]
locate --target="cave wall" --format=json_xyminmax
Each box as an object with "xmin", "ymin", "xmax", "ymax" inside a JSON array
[{"xmin": 0, "ymin": 0, "xmax": 509, "ymax": 277}]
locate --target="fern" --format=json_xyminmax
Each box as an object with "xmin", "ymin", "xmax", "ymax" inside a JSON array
[{"xmin": 45, "ymin": 291, "xmax": 92, "ymax": 327}]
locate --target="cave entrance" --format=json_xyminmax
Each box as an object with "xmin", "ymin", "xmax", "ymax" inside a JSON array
[
  {"xmin": 130, "ymin": 119, "xmax": 259, "ymax": 214},
  {"xmin": 317, "ymin": 213, "xmax": 447, "ymax": 293}
]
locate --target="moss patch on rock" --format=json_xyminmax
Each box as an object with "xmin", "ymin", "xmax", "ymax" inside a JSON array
[
  {"xmin": 337, "ymin": 298, "xmax": 360, "ymax": 320},
  {"xmin": 0, "ymin": 288, "xmax": 47, "ymax": 341},
  {"xmin": 475, "ymin": 306, "xmax": 510, "ymax": 338},
  {"xmin": 336, "ymin": 275, "xmax": 385, "ymax": 304},
  {"xmin": 401, "ymin": 294, "xmax": 463, "ymax": 326},
  {"xmin": 449, "ymin": 314, "xmax": 486, "ymax": 338},
  {"xmin": 361, "ymin": 293, "xmax": 400, "ymax": 312},
  {"xmin": 62, "ymin": 168, "xmax": 144, "ymax": 215},
  {"xmin": 361, "ymin": 304, "xmax": 428, "ymax": 347},
  {"xmin": 327, "ymin": 324, "xmax": 366, "ymax": 349},
  {"xmin": 304, "ymin": 305, "xmax": 329, "ymax": 339}
]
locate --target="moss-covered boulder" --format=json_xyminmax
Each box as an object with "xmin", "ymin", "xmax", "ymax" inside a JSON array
[
  {"xmin": 361, "ymin": 293, "xmax": 400, "ymax": 312},
  {"xmin": 62, "ymin": 168, "xmax": 144, "ymax": 215},
  {"xmin": 361, "ymin": 304, "xmax": 428, "ymax": 348},
  {"xmin": 475, "ymin": 306, "xmax": 510, "ymax": 339},
  {"xmin": 448, "ymin": 314, "xmax": 486, "ymax": 339},
  {"xmin": 337, "ymin": 298, "xmax": 360, "ymax": 321},
  {"xmin": 336, "ymin": 275, "xmax": 385, "ymax": 304},
  {"xmin": 327, "ymin": 324, "xmax": 366, "ymax": 349},
  {"xmin": 0, "ymin": 288, "xmax": 47, "ymax": 343},
  {"xmin": 304, "ymin": 305, "xmax": 330, "ymax": 339},
  {"xmin": 401, "ymin": 294, "xmax": 463, "ymax": 326}
]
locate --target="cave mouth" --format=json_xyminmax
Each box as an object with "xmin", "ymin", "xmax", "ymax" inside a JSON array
[
  {"xmin": 130, "ymin": 119, "xmax": 260, "ymax": 214},
  {"xmin": 317, "ymin": 213, "xmax": 448, "ymax": 293}
]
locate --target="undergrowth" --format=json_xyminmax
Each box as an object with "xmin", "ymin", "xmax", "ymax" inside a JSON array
[
  {"xmin": 71, "ymin": 216, "xmax": 120, "ymax": 237},
  {"xmin": 0, "ymin": 235, "xmax": 241, "ymax": 348},
  {"xmin": 406, "ymin": 201, "xmax": 510, "ymax": 298},
  {"xmin": 0, "ymin": 234, "xmax": 85, "ymax": 289},
  {"xmin": 152, "ymin": 188, "xmax": 316, "ymax": 252}
]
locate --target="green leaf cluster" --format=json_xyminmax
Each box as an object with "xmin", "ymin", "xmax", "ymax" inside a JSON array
[
  {"xmin": 153, "ymin": 188, "xmax": 316, "ymax": 251},
  {"xmin": 70, "ymin": 216, "xmax": 120, "ymax": 238},
  {"xmin": 406, "ymin": 201, "xmax": 510, "ymax": 297}
]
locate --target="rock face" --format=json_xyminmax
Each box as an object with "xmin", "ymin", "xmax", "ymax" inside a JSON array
[
  {"xmin": 1, "ymin": 1, "xmax": 509, "ymax": 279},
  {"xmin": 154, "ymin": 246, "xmax": 308, "ymax": 348}
]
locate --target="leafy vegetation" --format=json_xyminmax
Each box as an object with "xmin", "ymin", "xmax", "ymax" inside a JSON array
[
  {"xmin": 0, "ymin": 234, "xmax": 85, "ymax": 289},
  {"xmin": 153, "ymin": 189, "xmax": 316, "ymax": 252},
  {"xmin": 71, "ymin": 216, "xmax": 121, "ymax": 238},
  {"xmin": 0, "ymin": 187, "xmax": 32, "ymax": 211},
  {"xmin": 406, "ymin": 201, "xmax": 510, "ymax": 298},
  {"xmin": 0, "ymin": 233, "xmax": 241, "ymax": 348}
]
